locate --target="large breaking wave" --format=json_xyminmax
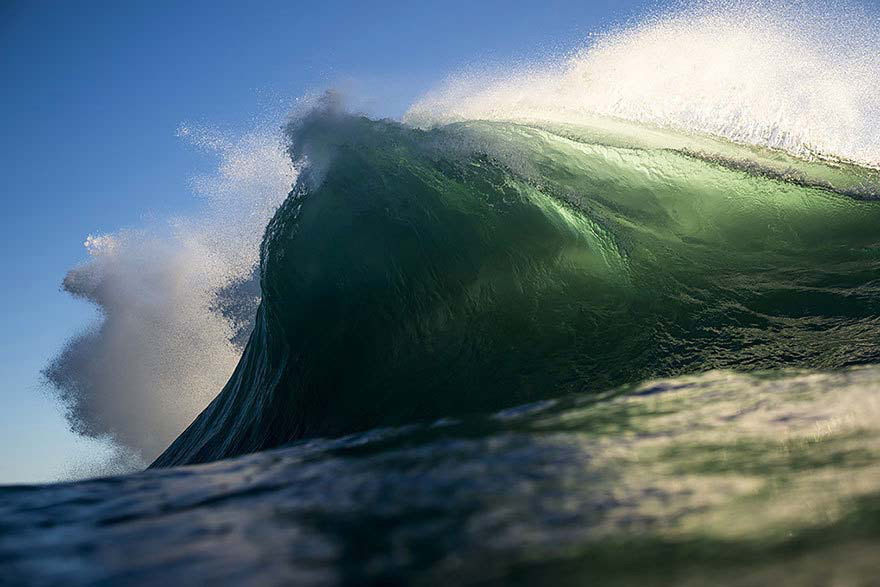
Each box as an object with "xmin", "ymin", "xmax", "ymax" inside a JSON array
[
  {"xmin": 43, "ymin": 0, "xmax": 880, "ymax": 471},
  {"xmin": 152, "ymin": 108, "xmax": 880, "ymax": 467}
]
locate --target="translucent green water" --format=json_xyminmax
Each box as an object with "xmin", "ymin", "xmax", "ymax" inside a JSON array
[{"xmin": 153, "ymin": 113, "xmax": 880, "ymax": 467}]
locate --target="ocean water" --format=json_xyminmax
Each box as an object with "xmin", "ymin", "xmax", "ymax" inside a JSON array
[
  {"xmin": 12, "ymin": 1, "xmax": 880, "ymax": 585},
  {"xmin": 5, "ymin": 369, "xmax": 880, "ymax": 585},
  {"xmin": 153, "ymin": 113, "xmax": 880, "ymax": 467}
]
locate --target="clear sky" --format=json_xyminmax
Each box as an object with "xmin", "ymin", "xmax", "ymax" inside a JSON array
[{"xmin": 0, "ymin": 0, "xmax": 654, "ymax": 484}]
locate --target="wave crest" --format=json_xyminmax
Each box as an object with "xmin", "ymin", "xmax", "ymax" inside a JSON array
[{"xmin": 406, "ymin": 1, "xmax": 880, "ymax": 166}]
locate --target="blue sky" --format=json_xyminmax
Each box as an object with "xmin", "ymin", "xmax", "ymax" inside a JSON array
[{"xmin": 0, "ymin": 0, "xmax": 653, "ymax": 484}]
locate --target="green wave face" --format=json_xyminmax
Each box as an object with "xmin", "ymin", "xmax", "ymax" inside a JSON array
[{"xmin": 153, "ymin": 113, "xmax": 880, "ymax": 467}]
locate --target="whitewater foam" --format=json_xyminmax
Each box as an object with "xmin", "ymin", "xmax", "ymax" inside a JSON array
[
  {"xmin": 405, "ymin": 1, "xmax": 880, "ymax": 166},
  {"xmin": 43, "ymin": 120, "xmax": 298, "ymax": 465}
]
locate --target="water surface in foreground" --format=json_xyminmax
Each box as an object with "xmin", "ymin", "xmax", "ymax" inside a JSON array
[{"xmin": 4, "ymin": 367, "xmax": 880, "ymax": 586}]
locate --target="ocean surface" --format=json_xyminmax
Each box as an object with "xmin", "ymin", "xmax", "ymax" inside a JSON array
[
  {"xmin": 5, "ymin": 368, "xmax": 880, "ymax": 585},
  {"xmin": 10, "ymin": 2, "xmax": 880, "ymax": 585}
]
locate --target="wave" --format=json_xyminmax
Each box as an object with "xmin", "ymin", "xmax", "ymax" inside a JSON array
[
  {"xmin": 41, "ymin": 1, "xmax": 880, "ymax": 471},
  {"xmin": 152, "ymin": 106, "xmax": 880, "ymax": 467}
]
